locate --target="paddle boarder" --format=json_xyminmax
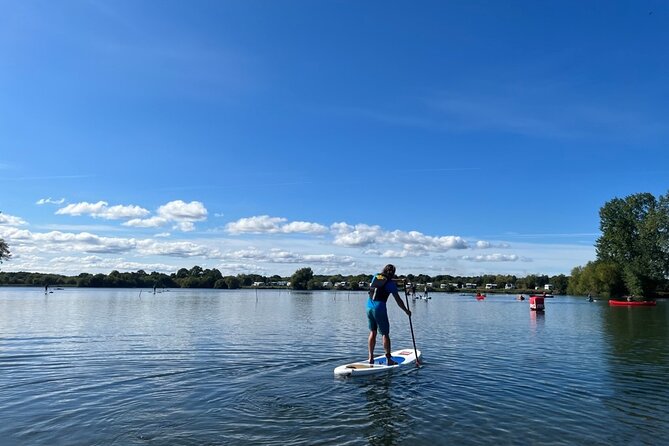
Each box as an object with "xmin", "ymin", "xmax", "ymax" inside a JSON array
[{"xmin": 367, "ymin": 264, "xmax": 411, "ymax": 366}]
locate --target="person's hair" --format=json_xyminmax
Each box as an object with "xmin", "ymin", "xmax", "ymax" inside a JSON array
[{"xmin": 382, "ymin": 264, "xmax": 396, "ymax": 277}]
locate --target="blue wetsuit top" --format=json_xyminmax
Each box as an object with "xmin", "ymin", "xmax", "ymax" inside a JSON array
[
  {"xmin": 367, "ymin": 274, "xmax": 398, "ymax": 304},
  {"xmin": 367, "ymin": 275, "xmax": 398, "ymax": 335}
]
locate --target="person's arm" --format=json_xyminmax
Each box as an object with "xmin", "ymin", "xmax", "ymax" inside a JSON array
[{"xmin": 392, "ymin": 291, "xmax": 411, "ymax": 316}]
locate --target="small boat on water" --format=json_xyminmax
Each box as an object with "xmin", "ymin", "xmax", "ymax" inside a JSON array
[{"xmin": 608, "ymin": 299, "xmax": 656, "ymax": 307}]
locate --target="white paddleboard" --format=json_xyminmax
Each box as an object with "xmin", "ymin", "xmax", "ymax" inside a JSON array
[{"xmin": 334, "ymin": 348, "xmax": 421, "ymax": 377}]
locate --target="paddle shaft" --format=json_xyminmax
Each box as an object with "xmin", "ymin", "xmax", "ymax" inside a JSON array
[{"xmin": 402, "ymin": 282, "xmax": 420, "ymax": 367}]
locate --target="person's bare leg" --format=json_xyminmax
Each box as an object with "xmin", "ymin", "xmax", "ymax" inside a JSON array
[
  {"xmin": 383, "ymin": 335, "xmax": 397, "ymax": 365},
  {"xmin": 368, "ymin": 330, "xmax": 377, "ymax": 364}
]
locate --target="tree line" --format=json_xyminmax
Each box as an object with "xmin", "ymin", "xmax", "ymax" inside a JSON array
[
  {"xmin": 287, "ymin": 267, "xmax": 568, "ymax": 293},
  {"xmin": 0, "ymin": 267, "xmax": 272, "ymax": 290},
  {"xmin": 0, "ymin": 266, "xmax": 567, "ymax": 293},
  {"xmin": 2, "ymin": 191, "xmax": 668, "ymax": 297}
]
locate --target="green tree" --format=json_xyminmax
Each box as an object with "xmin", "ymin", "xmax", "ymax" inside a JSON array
[
  {"xmin": 416, "ymin": 274, "xmax": 431, "ymax": 284},
  {"xmin": 568, "ymin": 260, "xmax": 625, "ymax": 297},
  {"xmin": 224, "ymin": 276, "xmax": 241, "ymax": 289},
  {"xmin": 200, "ymin": 268, "xmax": 222, "ymax": 288},
  {"xmin": 182, "ymin": 276, "xmax": 202, "ymax": 288},
  {"xmin": 329, "ymin": 274, "xmax": 343, "ymax": 287},
  {"xmin": 290, "ymin": 267, "xmax": 314, "ymax": 290},
  {"xmin": 596, "ymin": 192, "xmax": 669, "ymax": 296},
  {"xmin": 76, "ymin": 273, "xmax": 92, "ymax": 287},
  {"xmin": 0, "ymin": 238, "xmax": 10, "ymax": 265},
  {"xmin": 549, "ymin": 274, "xmax": 569, "ymax": 294},
  {"xmin": 522, "ymin": 274, "xmax": 538, "ymax": 290},
  {"xmin": 89, "ymin": 274, "xmax": 106, "ymax": 287},
  {"xmin": 189, "ymin": 265, "xmax": 203, "ymax": 277},
  {"xmin": 213, "ymin": 279, "xmax": 228, "ymax": 289},
  {"xmin": 237, "ymin": 274, "xmax": 255, "ymax": 287},
  {"xmin": 307, "ymin": 278, "xmax": 323, "ymax": 290}
]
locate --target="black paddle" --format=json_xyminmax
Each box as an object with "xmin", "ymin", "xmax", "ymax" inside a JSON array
[{"xmin": 401, "ymin": 278, "xmax": 420, "ymax": 367}]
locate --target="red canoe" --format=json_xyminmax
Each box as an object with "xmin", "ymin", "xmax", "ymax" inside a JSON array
[{"xmin": 608, "ymin": 300, "xmax": 656, "ymax": 306}]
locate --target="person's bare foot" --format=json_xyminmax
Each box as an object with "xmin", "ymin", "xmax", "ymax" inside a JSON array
[{"xmin": 385, "ymin": 355, "xmax": 398, "ymax": 366}]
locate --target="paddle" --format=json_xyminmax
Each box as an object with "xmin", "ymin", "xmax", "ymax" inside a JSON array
[{"xmin": 401, "ymin": 278, "xmax": 420, "ymax": 367}]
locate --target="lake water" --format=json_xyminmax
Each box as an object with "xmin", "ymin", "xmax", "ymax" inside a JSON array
[{"xmin": 1, "ymin": 288, "xmax": 667, "ymax": 445}]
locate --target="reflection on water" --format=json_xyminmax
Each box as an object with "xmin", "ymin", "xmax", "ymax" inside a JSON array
[
  {"xmin": 600, "ymin": 302, "xmax": 669, "ymax": 443},
  {"xmin": 361, "ymin": 375, "xmax": 404, "ymax": 446},
  {"xmin": 0, "ymin": 288, "xmax": 668, "ymax": 445},
  {"xmin": 529, "ymin": 308, "xmax": 545, "ymax": 334}
]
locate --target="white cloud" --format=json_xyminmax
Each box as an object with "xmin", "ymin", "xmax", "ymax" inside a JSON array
[
  {"xmin": 475, "ymin": 240, "xmax": 511, "ymax": 249},
  {"xmin": 36, "ymin": 197, "xmax": 65, "ymax": 205},
  {"xmin": 173, "ymin": 221, "xmax": 195, "ymax": 232},
  {"xmin": 33, "ymin": 231, "xmax": 137, "ymax": 253},
  {"xmin": 222, "ymin": 247, "xmax": 355, "ymax": 266},
  {"xmin": 226, "ymin": 217, "xmax": 468, "ymax": 258},
  {"xmin": 381, "ymin": 249, "xmax": 410, "ymax": 258},
  {"xmin": 157, "ymin": 200, "xmax": 207, "ymax": 221},
  {"xmin": 0, "ymin": 225, "xmax": 136, "ymax": 254},
  {"xmin": 56, "ymin": 201, "xmax": 109, "ymax": 216},
  {"xmin": 137, "ymin": 240, "xmax": 220, "ymax": 258},
  {"xmin": 49, "ymin": 255, "xmax": 103, "ymax": 265},
  {"xmin": 331, "ymin": 222, "xmax": 383, "ymax": 246},
  {"xmin": 226, "ymin": 215, "xmax": 327, "ymax": 235},
  {"xmin": 124, "ymin": 200, "xmax": 208, "ymax": 232},
  {"xmin": 46, "ymin": 255, "xmax": 175, "ymax": 274},
  {"xmin": 0, "ymin": 213, "xmax": 27, "ymax": 226},
  {"xmin": 0, "ymin": 227, "xmax": 32, "ymax": 239},
  {"xmin": 99, "ymin": 204, "xmax": 151, "ymax": 220},
  {"xmin": 56, "ymin": 201, "xmax": 149, "ymax": 219},
  {"xmin": 281, "ymin": 221, "xmax": 328, "ymax": 234},
  {"xmin": 460, "ymin": 254, "xmax": 519, "ymax": 262},
  {"xmin": 332, "ymin": 222, "xmax": 468, "ymax": 253},
  {"xmin": 123, "ymin": 216, "xmax": 168, "ymax": 228},
  {"xmin": 226, "ymin": 215, "xmax": 286, "ymax": 234}
]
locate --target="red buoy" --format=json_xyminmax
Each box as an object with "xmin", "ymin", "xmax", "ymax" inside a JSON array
[{"xmin": 529, "ymin": 296, "xmax": 545, "ymax": 311}]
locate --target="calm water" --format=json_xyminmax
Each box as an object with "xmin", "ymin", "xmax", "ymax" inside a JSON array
[{"xmin": 1, "ymin": 288, "xmax": 667, "ymax": 446}]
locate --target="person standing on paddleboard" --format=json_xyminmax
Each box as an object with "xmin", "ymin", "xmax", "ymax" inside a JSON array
[{"xmin": 367, "ymin": 264, "xmax": 411, "ymax": 365}]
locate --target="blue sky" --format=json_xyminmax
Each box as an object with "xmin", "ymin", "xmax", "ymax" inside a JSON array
[{"xmin": 1, "ymin": 1, "xmax": 668, "ymax": 278}]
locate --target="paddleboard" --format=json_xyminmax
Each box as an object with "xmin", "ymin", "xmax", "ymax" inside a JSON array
[{"xmin": 334, "ymin": 348, "xmax": 421, "ymax": 377}]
